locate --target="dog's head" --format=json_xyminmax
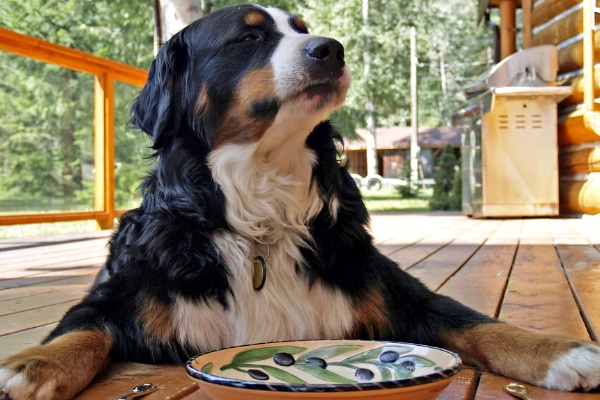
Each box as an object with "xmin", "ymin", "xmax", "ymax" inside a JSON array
[{"xmin": 131, "ymin": 4, "xmax": 350, "ymax": 153}]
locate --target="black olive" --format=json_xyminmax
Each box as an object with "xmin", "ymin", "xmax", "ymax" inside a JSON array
[
  {"xmin": 273, "ymin": 352, "xmax": 295, "ymax": 366},
  {"xmin": 305, "ymin": 357, "xmax": 327, "ymax": 369},
  {"xmin": 247, "ymin": 369, "xmax": 269, "ymax": 380},
  {"xmin": 402, "ymin": 360, "xmax": 416, "ymax": 372},
  {"xmin": 355, "ymin": 368, "xmax": 375, "ymax": 381},
  {"xmin": 379, "ymin": 350, "xmax": 400, "ymax": 363}
]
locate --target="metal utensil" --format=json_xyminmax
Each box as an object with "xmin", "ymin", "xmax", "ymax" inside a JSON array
[
  {"xmin": 118, "ymin": 383, "xmax": 159, "ymax": 400},
  {"xmin": 504, "ymin": 382, "xmax": 533, "ymax": 400}
]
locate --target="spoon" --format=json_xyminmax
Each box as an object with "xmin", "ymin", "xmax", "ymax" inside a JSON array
[
  {"xmin": 503, "ymin": 382, "xmax": 533, "ymax": 400},
  {"xmin": 118, "ymin": 383, "xmax": 159, "ymax": 400}
]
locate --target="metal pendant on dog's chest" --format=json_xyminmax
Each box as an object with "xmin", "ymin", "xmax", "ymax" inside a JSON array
[{"xmin": 252, "ymin": 256, "xmax": 267, "ymax": 291}]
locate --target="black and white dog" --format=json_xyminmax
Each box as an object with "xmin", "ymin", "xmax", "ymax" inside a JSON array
[{"xmin": 1, "ymin": 4, "xmax": 599, "ymax": 399}]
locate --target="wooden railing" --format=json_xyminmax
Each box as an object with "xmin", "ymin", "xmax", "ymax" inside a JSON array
[{"xmin": 0, "ymin": 27, "xmax": 148, "ymax": 229}]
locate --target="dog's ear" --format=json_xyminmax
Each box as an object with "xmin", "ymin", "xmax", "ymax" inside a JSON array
[{"xmin": 130, "ymin": 34, "xmax": 188, "ymax": 149}]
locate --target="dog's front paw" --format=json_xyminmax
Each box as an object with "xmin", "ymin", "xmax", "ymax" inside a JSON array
[
  {"xmin": 538, "ymin": 342, "xmax": 600, "ymax": 391},
  {"xmin": 0, "ymin": 356, "xmax": 64, "ymax": 400},
  {"xmin": 1, "ymin": 331, "xmax": 112, "ymax": 400}
]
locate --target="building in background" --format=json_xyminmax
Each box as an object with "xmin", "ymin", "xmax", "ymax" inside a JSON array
[{"xmin": 343, "ymin": 126, "xmax": 461, "ymax": 179}]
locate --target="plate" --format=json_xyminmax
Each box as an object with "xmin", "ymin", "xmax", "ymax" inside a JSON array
[{"xmin": 186, "ymin": 340, "xmax": 461, "ymax": 400}]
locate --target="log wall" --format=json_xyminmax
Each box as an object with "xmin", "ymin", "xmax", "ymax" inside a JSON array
[{"xmin": 530, "ymin": 0, "xmax": 600, "ymax": 214}]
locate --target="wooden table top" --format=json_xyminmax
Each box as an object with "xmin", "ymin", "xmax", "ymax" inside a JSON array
[{"xmin": 1, "ymin": 213, "xmax": 599, "ymax": 399}]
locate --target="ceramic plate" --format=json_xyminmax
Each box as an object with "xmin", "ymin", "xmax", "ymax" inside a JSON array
[{"xmin": 186, "ymin": 340, "xmax": 461, "ymax": 400}]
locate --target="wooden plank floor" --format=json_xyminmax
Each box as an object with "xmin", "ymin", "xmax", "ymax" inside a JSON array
[{"xmin": 1, "ymin": 213, "xmax": 599, "ymax": 399}]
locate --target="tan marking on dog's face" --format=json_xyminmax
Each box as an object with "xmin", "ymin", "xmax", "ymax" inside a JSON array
[
  {"xmin": 442, "ymin": 323, "xmax": 579, "ymax": 384},
  {"xmin": 349, "ymin": 289, "xmax": 388, "ymax": 339},
  {"xmin": 196, "ymin": 84, "xmax": 210, "ymax": 116},
  {"xmin": 0, "ymin": 330, "xmax": 111, "ymax": 399},
  {"xmin": 292, "ymin": 16, "xmax": 308, "ymax": 33},
  {"xmin": 244, "ymin": 10, "xmax": 264, "ymax": 27},
  {"xmin": 138, "ymin": 297, "xmax": 175, "ymax": 342},
  {"xmin": 216, "ymin": 68, "xmax": 278, "ymax": 147}
]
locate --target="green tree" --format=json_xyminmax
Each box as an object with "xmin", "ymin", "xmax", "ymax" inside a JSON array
[
  {"xmin": 449, "ymin": 165, "xmax": 462, "ymax": 210},
  {"xmin": 397, "ymin": 157, "xmax": 419, "ymax": 199},
  {"xmin": 0, "ymin": 0, "xmax": 154, "ymax": 210},
  {"xmin": 0, "ymin": 0, "xmax": 491, "ymax": 211},
  {"xmin": 212, "ymin": 0, "xmax": 493, "ymax": 133},
  {"xmin": 429, "ymin": 145, "xmax": 459, "ymax": 210}
]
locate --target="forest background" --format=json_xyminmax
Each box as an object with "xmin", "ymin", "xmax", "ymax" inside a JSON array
[{"xmin": 0, "ymin": 0, "xmax": 496, "ymax": 212}]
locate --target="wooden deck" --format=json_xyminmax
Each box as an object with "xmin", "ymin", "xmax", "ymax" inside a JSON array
[{"xmin": 1, "ymin": 213, "xmax": 599, "ymax": 399}]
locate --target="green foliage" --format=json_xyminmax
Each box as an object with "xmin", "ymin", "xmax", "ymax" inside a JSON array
[
  {"xmin": 213, "ymin": 0, "xmax": 494, "ymax": 133},
  {"xmin": 0, "ymin": 0, "xmax": 489, "ymax": 213},
  {"xmin": 397, "ymin": 158, "xmax": 419, "ymax": 199},
  {"xmin": 449, "ymin": 165, "xmax": 462, "ymax": 210},
  {"xmin": 429, "ymin": 145, "xmax": 461, "ymax": 210},
  {"xmin": 0, "ymin": 0, "xmax": 154, "ymax": 211}
]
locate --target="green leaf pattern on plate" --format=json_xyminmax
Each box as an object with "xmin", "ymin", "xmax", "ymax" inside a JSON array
[
  {"xmin": 256, "ymin": 365, "xmax": 308, "ymax": 384},
  {"xmin": 217, "ymin": 343, "xmax": 437, "ymax": 385},
  {"xmin": 341, "ymin": 345, "xmax": 412, "ymax": 363},
  {"xmin": 201, "ymin": 362, "xmax": 213, "ymax": 374},
  {"xmin": 295, "ymin": 363, "xmax": 356, "ymax": 384},
  {"xmin": 221, "ymin": 346, "xmax": 306, "ymax": 371},
  {"xmin": 296, "ymin": 344, "xmax": 362, "ymax": 363}
]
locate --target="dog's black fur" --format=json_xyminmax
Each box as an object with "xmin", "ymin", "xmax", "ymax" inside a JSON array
[{"xmin": 1, "ymin": 5, "xmax": 599, "ymax": 400}]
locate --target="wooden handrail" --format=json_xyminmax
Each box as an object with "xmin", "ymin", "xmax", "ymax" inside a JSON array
[
  {"xmin": 0, "ymin": 28, "xmax": 148, "ymax": 229},
  {"xmin": 0, "ymin": 27, "xmax": 147, "ymax": 87}
]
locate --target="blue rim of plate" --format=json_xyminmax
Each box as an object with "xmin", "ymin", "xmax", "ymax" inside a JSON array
[{"xmin": 185, "ymin": 340, "xmax": 462, "ymax": 393}]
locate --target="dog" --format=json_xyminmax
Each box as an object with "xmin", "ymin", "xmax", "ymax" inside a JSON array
[{"xmin": 1, "ymin": 4, "xmax": 600, "ymax": 399}]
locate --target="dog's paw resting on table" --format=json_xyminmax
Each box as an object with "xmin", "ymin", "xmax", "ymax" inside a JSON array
[{"xmin": 2, "ymin": 4, "xmax": 600, "ymax": 400}]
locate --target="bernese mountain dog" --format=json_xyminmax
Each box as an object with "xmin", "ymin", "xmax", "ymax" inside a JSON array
[{"xmin": 1, "ymin": 4, "xmax": 599, "ymax": 399}]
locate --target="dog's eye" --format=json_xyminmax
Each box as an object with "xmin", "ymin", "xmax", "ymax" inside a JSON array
[{"xmin": 240, "ymin": 33, "xmax": 261, "ymax": 43}]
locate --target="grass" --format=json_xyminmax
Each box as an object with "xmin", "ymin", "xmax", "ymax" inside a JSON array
[
  {"xmin": 0, "ymin": 187, "xmax": 434, "ymax": 239},
  {"xmin": 361, "ymin": 186, "xmax": 433, "ymax": 212},
  {"xmin": 0, "ymin": 220, "xmax": 101, "ymax": 239}
]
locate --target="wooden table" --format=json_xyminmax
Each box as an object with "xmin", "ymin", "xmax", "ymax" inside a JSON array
[{"xmin": 1, "ymin": 213, "xmax": 599, "ymax": 399}]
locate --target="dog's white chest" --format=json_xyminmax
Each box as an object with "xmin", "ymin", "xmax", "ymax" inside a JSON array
[{"xmin": 174, "ymin": 231, "xmax": 354, "ymax": 352}]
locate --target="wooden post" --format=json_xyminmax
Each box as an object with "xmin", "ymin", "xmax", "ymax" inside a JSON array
[
  {"xmin": 499, "ymin": 0, "xmax": 516, "ymax": 60},
  {"xmin": 94, "ymin": 74, "xmax": 116, "ymax": 230},
  {"xmin": 583, "ymin": 0, "xmax": 596, "ymax": 111},
  {"xmin": 410, "ymin": 26, "xmax": 420, "ymax": 187},
  {"xmin": 363, "ymin": 0, "xmax": 378, "ymax": 177},
  {"xmin": 521, "ymin": 0, "xmax": 533, "ymax": 49}
]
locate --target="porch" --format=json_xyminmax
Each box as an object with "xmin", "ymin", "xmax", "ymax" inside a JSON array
[{"xmin": 0, "ymin": 213, "xmax": 599, "ymax": 399}]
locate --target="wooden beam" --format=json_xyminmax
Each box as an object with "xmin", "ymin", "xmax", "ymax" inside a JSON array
[
  {"xmin": 499, "ymin": 0, "xmax": 516, "ymax": 59},
  {"xmin": 560, "ymin": 146, "xmax": 600, "ymax": 175},
  {"xmin": 0, "ymin": 211, "xmax": 108, "ymax": 226},
  {"xmin": 531, "ymin": 0, "xmax": 581, "ymax": 29},
  {"xmin": 583, "ymin": 0, "xmax": 596, "ymax": 111},
  {"xmin": 558, "ymin": 29, "xmax": 600, "ymax": 73},
  {"xmin": 560, "ymin": 72, "xmax": 599, "ymax": 108},
  {"xmin": 522, "ymin": 0, "xmax": 533, "ymax": 48},
  {"xmin": 0, "ymin": 27, "xmax": 147, "ymax": 87},
  {"xmin": 94, "ymin": 75, "xmax": 116, "ymax": 230},
  {"xmin": 560, "ymin": 179, "xmax": 600, "ymax": 215},
  {"xmin": 558, "ymin": 110, "xmax": 600, "ymax": 146},
  {"xmin": 532, "ymin": 7, "xmax": 600, "ymax": 47}
]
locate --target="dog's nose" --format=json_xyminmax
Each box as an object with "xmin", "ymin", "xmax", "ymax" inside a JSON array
[{"xmin": 304, "ymin": 37, "xmax": 345, "ymax": 69}]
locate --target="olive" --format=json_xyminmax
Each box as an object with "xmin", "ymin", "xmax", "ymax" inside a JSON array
[
  {"xmin": 305, "ymin": 357, "xmax": 327, "ymax": 369},
  {"xmin": 401, "ymin": 360, "xmax": 416, "ymax": 372},
  {"xmin": 355, "ymin": 368, "xmax": 375, "ymax": 381},
  {"xmin": 273, "ymin": 352, "xmax": 295, "ymax": 366},
  {"xmin": 247, "ymin": 369, "xmax": 269, "ymax": 380},
  {"xmin": 378, "ymin": 350, "xmax": 400, "ymax": 363}
]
